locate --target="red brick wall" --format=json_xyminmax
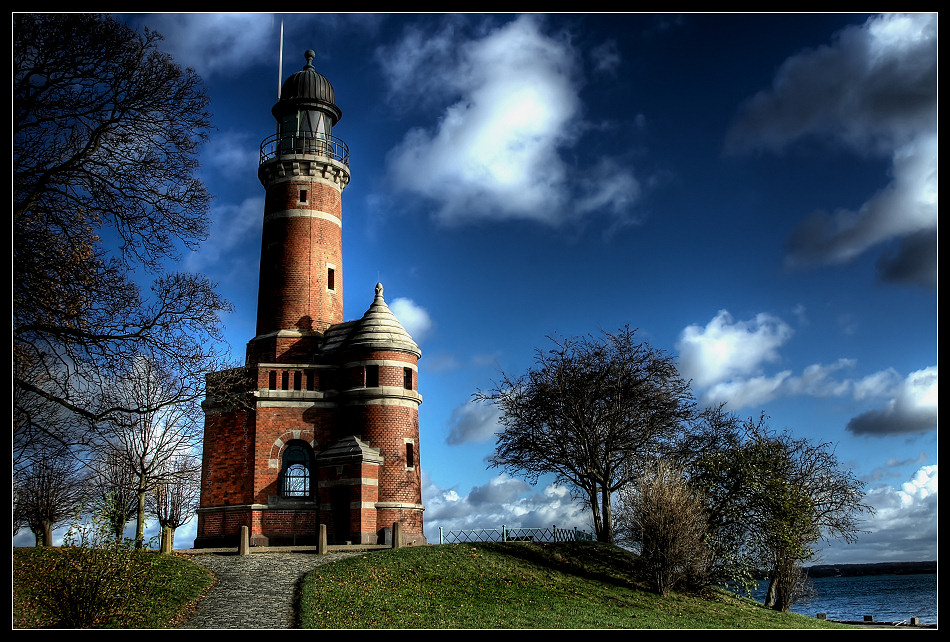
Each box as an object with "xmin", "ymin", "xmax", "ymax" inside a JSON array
[
  {"xmin": 199, "ymin": 409, "xmax": 256, "ymax": 507},
  {"xmin": 255, "ymin": 178, "xmax": 343, "ymax": 336}
]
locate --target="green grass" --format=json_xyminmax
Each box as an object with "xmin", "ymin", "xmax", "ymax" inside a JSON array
[
  {"xmin": 13, "ymin": 547, "xmax": 214, "ymax": 629},
  {"xmin": 298, "ymin": 542, "xmax": 855, "ymax": 629},
  {"xmin": 14, "ymin": 542, "xmax": 857, "ymax": 629}
]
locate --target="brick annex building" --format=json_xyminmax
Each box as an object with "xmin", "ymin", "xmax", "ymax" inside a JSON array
[{"xmin": 194, "ymin": 50, "xmax": 426, "ymax": 548}]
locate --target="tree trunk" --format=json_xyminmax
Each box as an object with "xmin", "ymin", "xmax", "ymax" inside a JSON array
[
  {"xmin": 134, "ymin": 489, "xmax": 147, "ymax": 548},
  {"xmin": 41, "ymin": 519, "xmax": 53, "ymax": 548},
  {"xmin": 588, "ymin": 487, "xmax": 605, "ymax": 541},
  {"xmin": 764, "ymin": 575, "xmax": 777, "ymax": 608},
  {"xmin": 600, "ymin": 485, "xmax": 614, "ymax": 543}
]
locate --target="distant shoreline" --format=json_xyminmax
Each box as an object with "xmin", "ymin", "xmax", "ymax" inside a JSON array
[{"xmin": 805, "ymin": 560, "xmax": 936, "ymax": 578}]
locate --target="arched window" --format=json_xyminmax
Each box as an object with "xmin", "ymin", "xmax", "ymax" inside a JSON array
[{"xmin": 281, "ymin": 441, "xmax": 313, "ymax": 498}]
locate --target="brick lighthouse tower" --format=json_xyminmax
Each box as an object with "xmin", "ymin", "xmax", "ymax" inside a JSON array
[{"xmin": 195, "ymin": 50, "xmax": 425, "ymax": 548}]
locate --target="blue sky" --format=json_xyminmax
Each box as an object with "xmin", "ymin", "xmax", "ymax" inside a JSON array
[{"xmin": 19, "ymin": 13, "xmax": 936, "ymax": 565}]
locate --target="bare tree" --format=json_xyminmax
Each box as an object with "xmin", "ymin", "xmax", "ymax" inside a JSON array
[
  {"xmin": 88, "ymin": 448, "xmax": 140, "ymax": 545},
  {"xmin": 15, "ymin": 441, "xmax": 90, "ymax": 546},
  {"xmin": 147, "ymin": 452, "xmax": 202, "ymax": 549},
  {"xmin": 13, "ymin": 13, "xmax": 231, "ymax": 456},
  {"xmin": 476, "ymin": 327, "xmax": 696, "ymax": 542},
  {"xmin": 97, "ymin": 357, "xmax": 204, "ymax": 548}
]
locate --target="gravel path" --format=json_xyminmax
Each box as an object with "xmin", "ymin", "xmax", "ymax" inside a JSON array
[{"xmin": 176, "ymin": 549, "xmax": 368, "ymax": 629}]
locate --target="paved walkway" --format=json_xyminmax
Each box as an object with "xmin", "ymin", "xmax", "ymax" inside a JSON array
[{"xmin": 176, "ymin": 548, "xmax": 370, "ymax": 629}]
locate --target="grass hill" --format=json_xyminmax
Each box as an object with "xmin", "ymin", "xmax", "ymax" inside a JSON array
[
  {"xmin": 14, "ymin": 541, "xmax": 859, "ymax": 628},
  {"xmin": 297, "ymin": 541, "xmax": 852, "ymax": 629}
]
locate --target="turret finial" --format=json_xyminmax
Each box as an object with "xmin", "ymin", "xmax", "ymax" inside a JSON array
[{"xmin": 304, "ymin": 49, "xmax": 315, "ymax": 70}]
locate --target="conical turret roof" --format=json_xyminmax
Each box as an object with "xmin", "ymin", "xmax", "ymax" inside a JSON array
[
  {"xmin": 321, "ymin": 283, "xmax": 420, "ymax": 357},
  {"xmin": 348, "ymin": 283, "xmax": 421, "ymax": 357}
]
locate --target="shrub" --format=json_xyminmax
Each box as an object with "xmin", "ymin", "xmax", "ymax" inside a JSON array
[
  {"xmin": 27, "ymin": 501, "xmax": 152, "ymax": 628},
  {"xmin": 617, "ymin": 459, "xmax": 712, "ymax": 596}
]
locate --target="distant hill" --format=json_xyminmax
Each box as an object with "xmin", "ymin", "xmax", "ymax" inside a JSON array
[{"xmin": 805, "ymin": 560, "xmax": 936, "ymax": 578}]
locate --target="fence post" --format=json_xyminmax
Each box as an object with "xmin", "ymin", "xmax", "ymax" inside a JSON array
[
  {"xmin": 502, "ymin": 525, "xmax": 507, "ymax": 542},
  {"xmin": 439, "ymin": 526, "xmax": 443, "ymax": 545}
]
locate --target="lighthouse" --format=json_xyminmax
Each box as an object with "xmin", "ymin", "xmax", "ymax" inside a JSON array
[{"xmin": 195, "ymin": 51, "xmax": 425, "ymax": 548}]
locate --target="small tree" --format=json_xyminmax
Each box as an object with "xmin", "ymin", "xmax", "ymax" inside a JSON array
[
  {"xmin": 15, "ymin": 441, "xmax": 89, "ymax": 546},
  {"xmin": 98, "ymin": 357, "xmax": 203, "ymax": 548},
  {"xmin": 616, "ymin": 459, "xmax": 711, "ymax": 596},
  {"xmin": 680, "ymin": 410, "xmax": 874, "ymax": 611},
  {"xmin": 88, "ymin": 448, "xmax": 139, "ymax": 545},
  {"xmin": 147, "ymin": 452, "xmax": 202, "ymax": 550},
  {"xmin": 477, "ymin": 327, "xmax": 696, "ymax": 543}
]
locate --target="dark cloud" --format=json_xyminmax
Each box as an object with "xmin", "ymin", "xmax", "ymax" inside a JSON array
[{"xmin": 875, "ymin": 229, "xmax": 938, "ymax": 290}]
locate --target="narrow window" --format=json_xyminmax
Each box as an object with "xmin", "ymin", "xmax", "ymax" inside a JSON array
[
  {"xmin": 268, "ymin": 370, "xmax": 277, "ymax": 390},
  {"xmin": 293, "ymin": 371, "xmax": 302, "ymax": 391},
  {"xmin": 327, "ymin": 265, "xmax": 336, "ymax": 291},
  {"xmin": 365, "ymin": 365, "xmax": 379, "ymax": 388},
  {"xmin": 404, "ymin": 367, "xmax": 413, "ymax": 390},
  {"xmin": 306, "ymin": 370, "xmax": 315, "ymax": 391},
  {"xmin": 299, "ymin": 188, "xmax": 308, "ymax": 203},
  {"xmin": 405, "ymin": 442, "xmax": 415, "ymax": 469},
  {"xmin": 281, "ymin": 371, "xmax": 289, "ymax": 390}
]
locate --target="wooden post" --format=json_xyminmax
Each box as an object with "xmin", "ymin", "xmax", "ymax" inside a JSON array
[
  {"xmin": 317, "ymin": 523, "xmax": 327, "ymax": 555},
  {"xmin": 391, "ymin": 521, "xmax": 403, "ymax": 549},
  {"xmin": 239, "ymin": 525, "xmax": 250, "ymax": 555}
]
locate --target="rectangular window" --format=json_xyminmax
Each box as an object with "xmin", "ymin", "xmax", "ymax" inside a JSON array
[
  {"xmin": 404, "ymin": 367, "xmax": 413, "ymax": 390},
  {"xmin": 327, "ymin": 265, "xmax": 336, "ymax": 291},
  {"xmin": 268, "ymin": 370, "xmax": 277, "ymax": 390},
  {"xmin": 293, "ymin": 371, "xmax": 302, "ymax": 391},
  {"xmin": 306, "ymin": 370, "xmax": 315, "ymax": 391},
  {"xmin": 365, "ymin": 365, "xmax": 379, "ymax": 388},
  {"xmin": 299, "ymin": 189, "xmax": 308, "ymax": 203},
  {"xmin": 406, "ymin": 442, "xmax": 415, "ymax": 469},
  {"xmin": 281, "ymin": 371, "xmax": 289, "ymax": 390}
]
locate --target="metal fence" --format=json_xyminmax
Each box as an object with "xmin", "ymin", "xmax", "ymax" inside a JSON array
[{"xmin": 438, "ymin": 525, "xmax": 594, "ymax": 545}]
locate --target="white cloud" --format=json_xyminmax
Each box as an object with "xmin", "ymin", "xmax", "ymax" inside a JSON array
[
  {"xmin": 422, "ymin": 472, "xmax": 592, "ymax": 539},
  {"xmin": 677, "ymin": 310, "xmax": 924, "ymax": 413},
  {"xmin": 823, "ymin": 465, "xmax": 937, "ymax": 563},
  {"xmin": 676, "ymin": 309, "xmax": 794, "ymax": 388},
  {"xmin": 702, "ymin": 371, "xmax": 792, "ymax": 410},
  {"xmin": 389, "ymin": 297, "xmax": 432, "ymax": 344},
  {"xmin": 725, "ymin": 13, "xmax": 937, "ymax": 289},
  {"xmin": 783, "ymin": 132, "xmax": 937, "ymax": 275},
  {"xmin": 847, "ymin": 366, "xmax": 938, "ymax": 436},
  {"xmin": 380, "ymin": 15, "xmax": 640, "ymax": 227},
  {"xmin": 445, "ymin": 399, "xmax": 501, "ymax": 445}
]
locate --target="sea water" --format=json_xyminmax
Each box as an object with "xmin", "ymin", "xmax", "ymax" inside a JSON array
[{"xmin": 753, "ymin": 573, "xmax": 937, "ymax": 625}]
